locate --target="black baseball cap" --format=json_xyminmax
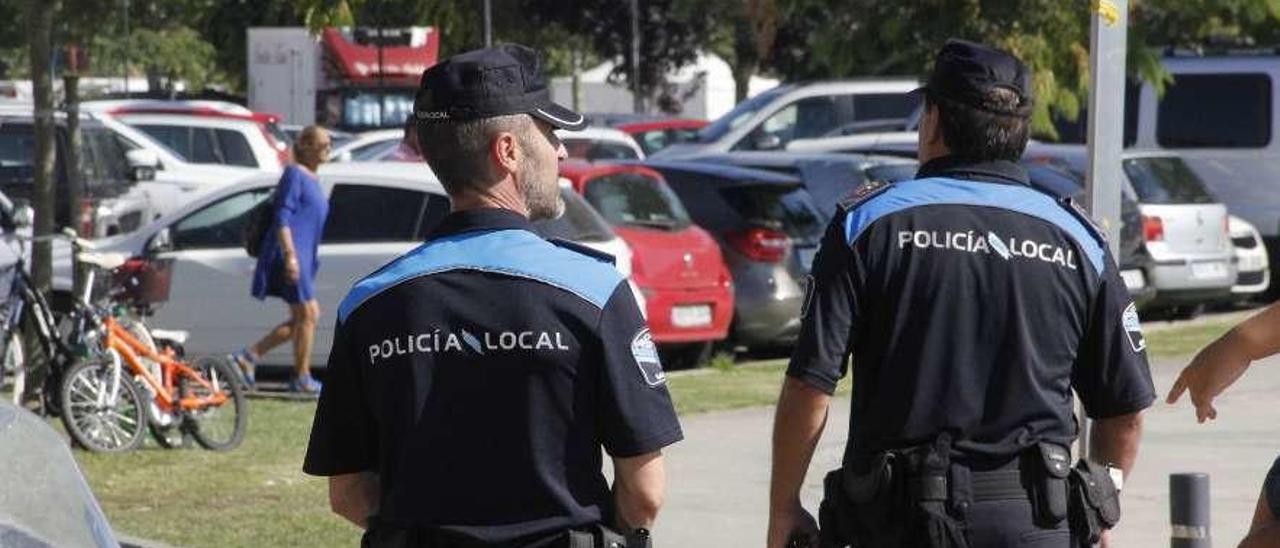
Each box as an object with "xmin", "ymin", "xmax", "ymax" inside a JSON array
[
  {"xmin": 414, "ymin": 43, "xmax": 587, "ymax": 131},
  {"xmin": 915, "ymin": 39, "xmax": 1034, "ymax": 117}
]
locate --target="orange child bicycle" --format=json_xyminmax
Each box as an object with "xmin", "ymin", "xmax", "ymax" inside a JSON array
[{"xmin": 57, "ymin": 238, "xmax": 246, "ymax": 452}]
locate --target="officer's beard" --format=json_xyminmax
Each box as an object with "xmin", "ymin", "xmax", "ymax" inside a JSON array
[{"xmin": 520, "ymin": 146, "xmax": 564, "ymax": 221}]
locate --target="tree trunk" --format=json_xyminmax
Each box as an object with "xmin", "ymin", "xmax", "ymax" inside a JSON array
[
  {"xmin": 26, "ymin": 0, "xmax": 57, "ymax": 293},
  {"xmin": 732, "ymin": 61, "xmax": 755, "ymax": 104}
]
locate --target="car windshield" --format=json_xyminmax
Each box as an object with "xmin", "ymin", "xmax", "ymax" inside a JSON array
[
  {"xmin": 719, "ymin": 183, "xmax": 824, "ymax": 239},
  {"xmin": 698, "ymin": 85, "xmax": 794, "ymax": 143},
  {"xmin": 563, "ymin": 138, "xmax": 640, "ymax": 161},
  {"xmin": 533, "ymin": 188, "xmax": 616, "ymax": 242},
  {"xmin": 584, "ymin": 172, "xmax": 692, "ymax": 230},
  {"xmin": 1122, "ymin": 156, "xmax": 1216, "ymax": 204}
]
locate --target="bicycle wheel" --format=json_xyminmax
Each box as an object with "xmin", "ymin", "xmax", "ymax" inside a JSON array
[
  {"xmin": 184, "ymin": 356, "xmax": 246, "ymax": 451},
  {"xmin": 59, "ymin": 353, "xmax": 147, "ymax": 453}
]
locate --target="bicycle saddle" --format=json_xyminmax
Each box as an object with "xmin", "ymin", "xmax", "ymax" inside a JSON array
[{"xmin": 76, "ymin": 251, "xmax": 129, "ymax": 271}]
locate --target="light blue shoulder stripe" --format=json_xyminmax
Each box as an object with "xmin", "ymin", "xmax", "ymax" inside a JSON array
[
  {"xmin": 842, "ymin": 177, "xmax": 1106, "ymax": 273},
  {"xmin": 337, "ymin": 229, "xmax": 624, "ymax": 322}
]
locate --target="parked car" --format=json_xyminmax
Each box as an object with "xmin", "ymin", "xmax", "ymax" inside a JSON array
[
  {"xmin": 534, "ymin": 185, "xmax": 647, "ymax": 316},
  {"xmin": 88, "ymin": 111, "xmax": 266, "ymax": 217},
  {"xmin": 50, "ymin": 163, "xmax": 645, "ymax": 366},
  {"xmin": 559, "ymin": 161, "xmax": 733, "ymax": 367},
  {"xmin": 85, "ymin": 99, "xmax": 291, "ymax": 171},
  {"xmin": 1027, "ymin": 145, "xmax": 1233, "ymax": 316},
  {"xmin": 0, "ymin": 109, "xmax": 153, "ymax": 237},
  {"xmin": 655, "ymin": 79, "xmax": 920, "ymax": 158},
  {"xmin": 0, "ymin": 400, "xmax": 120, "ymax": 547},
  {"xmin": 558, "ymin": 126, "xmax": 646, "ymax": 161},
  {"xmin": 1050, "ymin": 53, "xmax": 1280, "ymax": 295},
  {"xmin": 641, "ymin": 160, "xmax": 824, "ymax": 350},
  {"xmin": 682, "ymin": 151, "xmax": 917, "ymax": 220},
  {"xmin": 1229, "ymin": 215, "xmax": 1270, "ymax": 302},
  {"xmin": 606, "ymin": 117, "xmax": 707, "ymax": 156},
  {"xmin": 329, "ymin": 128, "xmax": 403, "ymax": 162}
]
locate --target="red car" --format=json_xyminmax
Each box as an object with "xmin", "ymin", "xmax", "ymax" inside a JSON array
[
  {"xmin": 613, "ymin": 118, "xmax": 708, "ymax": 157},
  {"xmin": 559, "ymin": 161, "xmax": 733, "ymax": 367}
]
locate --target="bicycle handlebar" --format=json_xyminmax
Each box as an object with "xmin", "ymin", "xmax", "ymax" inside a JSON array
[{"xmin": 9, "ymin": 228, "xmax": 96, "ymax": 251}]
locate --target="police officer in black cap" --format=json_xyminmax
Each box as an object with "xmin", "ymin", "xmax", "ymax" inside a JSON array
[
  {"xmin": 303, "ymin": 43, "xmax": 682, "ymax": 547},
  {"xmin": 767, "ymin": 39, "xmax": 1155, "ymax": 548}
]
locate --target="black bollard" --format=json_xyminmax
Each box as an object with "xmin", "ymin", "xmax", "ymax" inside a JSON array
[{"xmin": 1170, "ymin": 473, "xmax": 1210, "ymax": 548}]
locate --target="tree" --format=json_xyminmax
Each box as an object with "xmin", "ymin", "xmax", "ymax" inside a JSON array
[{"xmin": 25, "ymin": 0, "xmax": 57, "ymax": 292}]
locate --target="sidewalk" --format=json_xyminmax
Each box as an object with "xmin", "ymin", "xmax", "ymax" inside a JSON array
[{"xmin": 651, "ymin": 355, "xmax": 1280, "ymax": 546}]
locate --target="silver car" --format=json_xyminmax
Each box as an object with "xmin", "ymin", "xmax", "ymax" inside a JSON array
[{"xmin": 1123, "ymin": 152, "xmax": 1235, "ymax": 316}]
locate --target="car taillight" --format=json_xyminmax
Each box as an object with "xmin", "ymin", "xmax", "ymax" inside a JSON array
[
  {"xmin": 1142, "ymin": 215, "xmax": 1164, "ymax": 242},
  {"xmin": 79, "ymin": 200, "xmax": 95, "ymax": 237},
  {"xmin": 726, "ymin": 227, "xmax": 790, "ymax": 262},
  {"xmin": 1223, "ymin": 216, "xmax": 1230, "ymax": 236}
]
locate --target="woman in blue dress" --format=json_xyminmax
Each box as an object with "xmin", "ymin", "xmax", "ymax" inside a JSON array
[{"xmin": 231, "ymin": 126, "xmax": 331, "ymax": 395}]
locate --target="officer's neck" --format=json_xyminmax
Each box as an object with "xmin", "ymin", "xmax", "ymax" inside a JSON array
[{"xmin": 449, "ymin": 182, "xmax": 530, "ymax": 219}]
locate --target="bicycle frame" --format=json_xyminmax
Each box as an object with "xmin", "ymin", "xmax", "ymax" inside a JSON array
[{"xmin": 101, "ymin": 316, "xmax": 227, "ymax": 412}]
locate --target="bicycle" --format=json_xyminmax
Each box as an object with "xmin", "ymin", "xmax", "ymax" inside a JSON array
[
  {"xmin": 0, "ymin": 230, "xmax": 149, "ymax": 452},
  {"xmin": 53, "ymin": 230, "xmax": 247, "ymax": 452}
]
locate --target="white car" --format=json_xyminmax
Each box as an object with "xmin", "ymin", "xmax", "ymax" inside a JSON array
[
  {"xmin": 84, "ymin": 100, "xmax": 291, "ymax": 172},
  {"xmin": 330, "ymin": 129, "xmax": 404, "ymax": 162},
  {"xmin": 55, "ymin": 162, "xmax": 642, "ymax": 366},
  {"xmin": 1229, "ymin": 215, "xmax": 1270, "ymax": 299},
  {"xmin": 557, "ymin": 126, "xmax": 645, "ymax": 160}
]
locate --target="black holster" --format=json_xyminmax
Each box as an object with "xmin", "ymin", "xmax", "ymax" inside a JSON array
[
  {"xmin": 362, "ymin": 518, "xmax": 634, "ymax": 548},
  {"xmin": 1067, "ymin": 460, "xmax": 1122, "ymax": 547},
  {"xmin": 818, "ymin": 434, "xmax": 967, "ymax": 548}
]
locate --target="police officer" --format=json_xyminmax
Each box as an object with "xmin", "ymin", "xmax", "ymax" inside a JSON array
[
  {"xmin": 303, "ymin": 44, "xmax": 683, "ymax": 548},
  {"xmin": 767, "ymin": 39, "xmax": 1155, "ymax": 548}
]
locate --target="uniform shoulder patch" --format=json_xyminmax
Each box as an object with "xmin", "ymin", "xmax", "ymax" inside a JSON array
[
  {"xmin": 1061, "ymin": 197, "xmax": 1108, "ymax": 244},
  {"xmin": 630, "ymin": 328, "xmax": 666, "ymax": 386},
  {"xmin": 838, "ymin": 179, "xmax": 892, "ymax": 213},
  {"xmin": 549, "ymin": 238, "xmax": 617, "ymax": 266},
  {"xmin": 1122, "ymin": 302, "xmax": 1146, "ymax": 353}
]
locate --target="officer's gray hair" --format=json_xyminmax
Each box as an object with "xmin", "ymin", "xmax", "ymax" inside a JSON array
[{"xmin": 415, "ymin": 113, "xmax": 538, "ymax": 196}]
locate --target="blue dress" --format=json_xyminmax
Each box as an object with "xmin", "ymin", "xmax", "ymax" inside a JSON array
[{"xmin": 252, "ymin": 165, "xmax": 328, "ymax": 304}]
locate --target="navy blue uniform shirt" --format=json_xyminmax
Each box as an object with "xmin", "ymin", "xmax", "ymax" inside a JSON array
[
  {"xmin": 303, "ymin": 208, "xmax": 683, "ymax": 544},
  {"xmin": 788, "ymin": 156, "xmax": 1156, "ymax": 462}
]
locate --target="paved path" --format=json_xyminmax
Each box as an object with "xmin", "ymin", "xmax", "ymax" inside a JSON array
[{"xmin": 650, "ymin": 355, "xmax": 1280, "ymax": 547}]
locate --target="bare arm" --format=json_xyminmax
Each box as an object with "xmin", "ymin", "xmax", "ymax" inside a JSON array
[
  {"xmin": 767, "ymin": 377, "xmax": 831, "ymax": 548},
  {"xmin": 1168, "ymin": 302, "xmax": 1280, "ymax": 422},
  {"xmin": 612, "ymin": 451, "xmax": 665, "ymax": 530},
  {"xmin": 1241, "ymin": 489, "xmax": 1280, "ymax": 548},
  {"xmin": 328, "ymin": 472, "xmax": 379, "ymax": 529},
  {"xmin": 1089, "ymin": 411, "xmax": 1143, "ymax": 478}
]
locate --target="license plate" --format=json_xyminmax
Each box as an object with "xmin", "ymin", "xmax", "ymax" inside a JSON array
[
  {"xmin": 1120, "ymin": 269, "xmax": 1145, "ymax": 291},
  {"xmin": 671, "ymin": 304, "xmax": 712, "ymax": 328},
  {"xmin": 1190, "ymin": 261, "xmax": 1228, "ymax": 280},
  {"xmin": 796, "ymin": 247, "xmax": 817, "ymax": 270}
]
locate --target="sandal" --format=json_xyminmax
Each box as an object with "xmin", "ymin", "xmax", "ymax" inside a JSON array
[
  {"xmin": 229, "ymin": 348, "xmax": 257, "ymax": 388},
  {"xmin": 289, "ymin": 373, "xmax": 322, "ymax": 396}
]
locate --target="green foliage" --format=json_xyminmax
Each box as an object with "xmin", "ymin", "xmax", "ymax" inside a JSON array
[{"xmin": 93, "ymin": 26, "xmax": 219, "ymax": 92}]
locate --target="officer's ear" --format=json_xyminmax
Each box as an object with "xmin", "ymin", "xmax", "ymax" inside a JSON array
[
  {"xmin": 918, "ymin": 103, "xmax": 948, "ymax": 162},
  {"xmin": 491, "ymin": 131, "xmax": 521, "ymax": 178}
]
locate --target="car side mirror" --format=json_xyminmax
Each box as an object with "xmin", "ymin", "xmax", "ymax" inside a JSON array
[
  {"xmin": 126, "ymin": 149, "xmax": 160, "ymax": 182},
  {"xmin": 334, "ymin": 150, "xmax": 352, "ymax": 163},
  {"xmin": 12, "ymin": 204, "xmax": 33, "ymax": 230},
  {"xmin": 147, "ymin": 227, "xmax": 173, "ymax": 255},
  {"xmin": 752, "ymin": 133, "xmax": 782, "ymax": 151}
]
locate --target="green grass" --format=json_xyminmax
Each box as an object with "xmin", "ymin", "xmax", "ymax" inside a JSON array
[
  {"xmin": 69, "ymin": 316, "xmax": 1240, "ymax": 547},
  {"xmin": 75, "ymin": 399, "xmax": 362, "ymax": 548}
]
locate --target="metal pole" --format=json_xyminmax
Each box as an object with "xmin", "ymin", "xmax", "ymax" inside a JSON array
[
  {"xmin": 377, "ymin": 18, "xmax": 385, "ymax": 127},
  {"xmin": 1170, "ymin": 473, "xmax": 1210, "ymax": 547},
  {"xmin": 1081, "ymin": 0, "xmax": 1129, "ymax": 460},
  {"xmin": 630, "ymin": 0, "xmax": 642, "ymax": 114},
  {"xmin": 483, "ymin": 0, "xmax": 493, "ymax": 47}
]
